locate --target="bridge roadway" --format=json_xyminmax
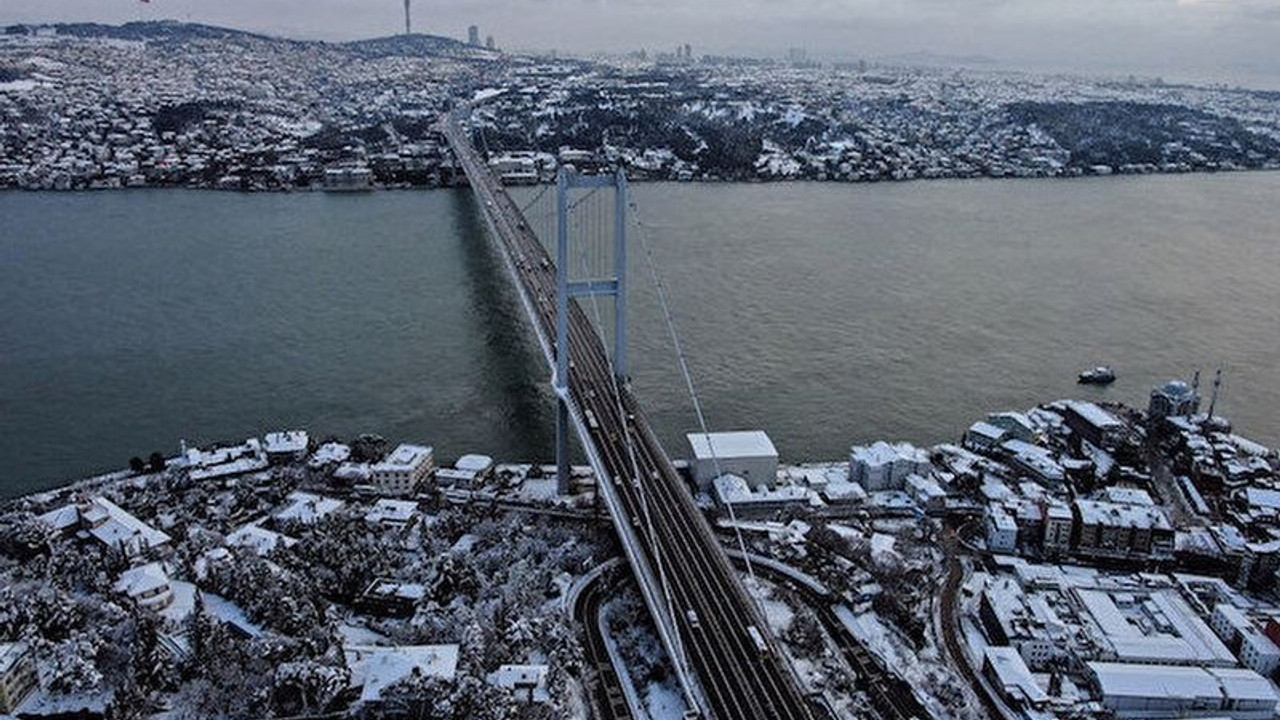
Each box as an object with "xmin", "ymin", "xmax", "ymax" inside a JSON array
[{"xmin": 441, "ymin": 113, "xmax": 818, "ymax": 720}]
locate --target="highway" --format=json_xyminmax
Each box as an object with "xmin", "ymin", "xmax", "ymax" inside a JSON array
[{"xmin": 441, "ymin": 111, "xmax": 818, "ymax": 720}]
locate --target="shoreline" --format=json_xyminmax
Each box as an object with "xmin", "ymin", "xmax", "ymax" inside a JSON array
[{"xmin": 2, "ymin": 165, "xmax": 1278, "ymax": 195}]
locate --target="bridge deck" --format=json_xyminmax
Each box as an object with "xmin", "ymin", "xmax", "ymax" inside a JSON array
[{"xmin": 441, "ymin": 113, "xmax": 818, "ymax": 720}]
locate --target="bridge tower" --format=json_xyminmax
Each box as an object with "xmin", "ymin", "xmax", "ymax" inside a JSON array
[{"xmin": 555, "ymin": 167, "xmax": 628, "ymax": 494}]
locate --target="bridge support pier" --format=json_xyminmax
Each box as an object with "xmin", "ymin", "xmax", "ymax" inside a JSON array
[
  {"xmin": 556, "ymin": 394, "xmax": 571, "ymax": 495},
  {"xmin": 554, "ymin": 167, "xmax": 629, "ymax": 496}
]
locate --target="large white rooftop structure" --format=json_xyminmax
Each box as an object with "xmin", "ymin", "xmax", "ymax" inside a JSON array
[
  {"xmin": 850, "ymin": 441, "xmax": 931, "ymax": 492},
  {"xmin": 1088, "ymin": 662, "xmax": 1277, "ymax": 720},
  {"xmin": 370, "ymin": 444, "xmax": 434, "ymax": 496},
  {"xmin": 688, "ymin": 431, "xmax": 779, "ymax": 491},
  {"xmin": 263, "ymin": 430, "xmax": 309, "ymax": 461},
  {"xmin": 344, "ymin": 645, "xmax": 459, "ymax": 704}
]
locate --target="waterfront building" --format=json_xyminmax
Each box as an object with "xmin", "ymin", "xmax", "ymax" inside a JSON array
[
  {"xmin": 849, "ymin": 441, "xmax": 931, "ymax": 492},
  {"xmin": 987, "ymin": 412, "xmax": 1037, "ymax": 443},
  {"xmin": 1150, "ymin": 379, "xmax": 1200, "ymax": 420},
  {"xmin": 964, "ymin": 421, "xmax": 1008, "ymax": 453},
  {"xmin": 688, "ymin": 431, "xmax": 779, "ymax": 491},
  {"xmin": 712, "ymin": 474, "xmax": 811, "ymax": 519},
  {"xmin": 1210, "ymin": 604, "xmax": 1280, "ymax": 678},
  {"xmin": 182, "ymin": 438, "xmax": 269, "ymax": 480},
  {"xmin": 263, "ymin": 430, "xmax": 309, "ymax": 464},
  {"xmin": 371, "ymin": 444, "xmax": 435, "ymax": 496},
  {"xmin": 323, "ymin": 165, "xmax": 373, "ymax": 191}
]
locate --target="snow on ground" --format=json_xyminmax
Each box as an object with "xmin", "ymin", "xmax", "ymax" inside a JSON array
[
  {"xmin": 742, "ymin": 576, "xmax": 795, "ymax": 634},
  {"xmin": 645, "ymin": 681, "xmax": 687, "ymax": 720},
  {"xmin": 472, "ymin": 87, "xmax": 508, "ymax": 103},
  {"xmin": 602, "ymin": 595, "xmax": 688, "ymax": 720},
  {"xmin": 513, "ymin": 477, "xmax": 560, "ymax": 503},
  {"xmin": 160, "ymin": 581, "xmax": 198, "ymax": 624},
  {"xmin": 339, "ymin": 622, "xmax": 391, "ymax": 646},
  {"xmin": 201, "ymin": 591, "xmax": 264, "ymax": 638},
  {"xmin": 836, "ymin": 607, "xmax": 977, "ymax": 720},
  {"xmin": 0, "ymin": 79, "xmax": 47, "ymax": 93}
]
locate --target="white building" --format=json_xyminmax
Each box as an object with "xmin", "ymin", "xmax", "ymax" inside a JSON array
[
  {"xmin": 688, "ymin": 431, "xmax": 779, "ymax": 491},
  {"xmin": 982, "ymin": 646, "xmax": 1048, "ymax": 710},
  {"xmin": 273, "ymin": 491, "xmax": 344, "ymax": 525},
  {"xmin": 182, "ymin": 438, "xmax": 269, "ymax": 480},
  {"xmin": 308, "ymin": 442, "xmax": 352, "ymax": 470},
  {"xmin": 1088, "ymin": 662, "xmax": 1278, "ymax": 720},
  {"xmin": 488, "ymin": 664, "xmax": 551, "ymax": 703},
  {"xmin": 850, "ymin": 441, "xmax": 930, "ymax": 492},
  {"xmin": 1211, "ymin": 604, "xmax": 1280, "ymax": 678},
  {"xmin": 344, "ymin": 645, "xmax": 459, "ymax": 705},
  {"xmin": 713, "ymin": 475, "xmax": 812, "ymax": 519},
  {"xmin": 436, "ymin": 456, "xmax": 493, "ymax": 489},
  {"xmin": 986, "ymin": 505, "xmax": 1019, "ymax": 554},
  {"xmin": 39, "ymin": 496, "xmax": 172, "ymax": 558},
  {"xmin": 370, "ymin": 444, "xmax": 435, "ymax": 496},
  {"xmin": 263, "ymin": 430, "xmax": 309, "ymax": 464},
  {"xmin": 114, "ymin": 562, "xmax": 174, "ymax": 612},
  {"xmin": 364, "ymin": 499, "xmax": 420, "ymax": 528}
]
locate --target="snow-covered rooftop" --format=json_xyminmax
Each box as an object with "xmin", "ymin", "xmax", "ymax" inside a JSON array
[
  {"xmin": 263, "ymin": 430, "xmax": 308, "ymax": 455},
  {"xmin": 345, "ymin": 645, "xmax": 460, "ymax": 703},
  {"xmin": 226, "ymin": 522, "xmax": 296, "ymax": 555},
  {"xmin": 273, "ymin": 491, "xmax": 344, "ymax": 524},
  {"xmin": 688, "ymin": 430, "xmax": 778, "ymax": 460},
  {"xmin": 372, "ymin": 444, "xmax": 433, "ymax": 472}
]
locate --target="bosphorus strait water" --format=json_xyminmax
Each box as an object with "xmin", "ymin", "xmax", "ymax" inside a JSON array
[{"xmin": 3, "ymin": 173, "xmax": 1279, "ymax": 496}]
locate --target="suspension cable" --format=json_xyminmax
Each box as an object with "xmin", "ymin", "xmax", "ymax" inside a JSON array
[
  {"xmin": 628, "ymin": 198, "xmax": 760, "ymax": 590},
  {"xmin": 519, "ymin": 182, "xmax": 551, "ymax": 215},
  {"xmin": 565, "ymin": 186, "xmax": 693, "ymax": 688}
]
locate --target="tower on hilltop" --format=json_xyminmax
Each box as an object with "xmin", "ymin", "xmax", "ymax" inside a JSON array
[{"xmin": 403, "ymin": 0, "xmax": 412, "ymax": 35}]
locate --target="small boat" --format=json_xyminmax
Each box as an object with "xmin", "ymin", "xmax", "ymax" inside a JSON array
[{"xmin": 1078, "ymin": 366, "xmax": 1116, "ymax": 385}]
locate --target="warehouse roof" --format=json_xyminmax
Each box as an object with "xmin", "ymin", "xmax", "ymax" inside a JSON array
[{"xmin": 688, "ymin": 431, "xmax": 777, "ymax": 460}]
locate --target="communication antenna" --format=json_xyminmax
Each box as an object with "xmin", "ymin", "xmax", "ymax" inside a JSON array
[{"xmin": 403, "ymin": 0, "xmax": 412, "ymax": 35}]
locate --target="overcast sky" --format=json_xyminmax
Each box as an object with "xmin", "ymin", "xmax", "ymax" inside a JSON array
[{"xmin": 3, "ymin": 0, "xmax": 1279, "ymax": 84}]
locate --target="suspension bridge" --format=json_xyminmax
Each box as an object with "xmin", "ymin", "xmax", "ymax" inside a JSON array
[{"xmin": 438, "ymin": 108, "xmax": 820, "ymax": 720}]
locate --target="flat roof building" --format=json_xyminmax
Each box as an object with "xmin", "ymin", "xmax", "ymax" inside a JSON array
[
  {"xmin": 371, "ymin": 444, "xmax": 434, "ymax": 496},
  {"xmin": 688, "ymin": 431, "xmax": 778, "ymax": 491},
  {"xmin": 1088, "ymin": 662, "xmax": 1278, "ymax": 720}
]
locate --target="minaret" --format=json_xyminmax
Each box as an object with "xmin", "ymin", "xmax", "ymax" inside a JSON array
[
  {"xmin": 404, "ymin": 0, "xmax": 412, "ymax": 35},
  {"xmin": 1207, "ymin": 367, "xmax": 1223, "ymax": 420}
]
